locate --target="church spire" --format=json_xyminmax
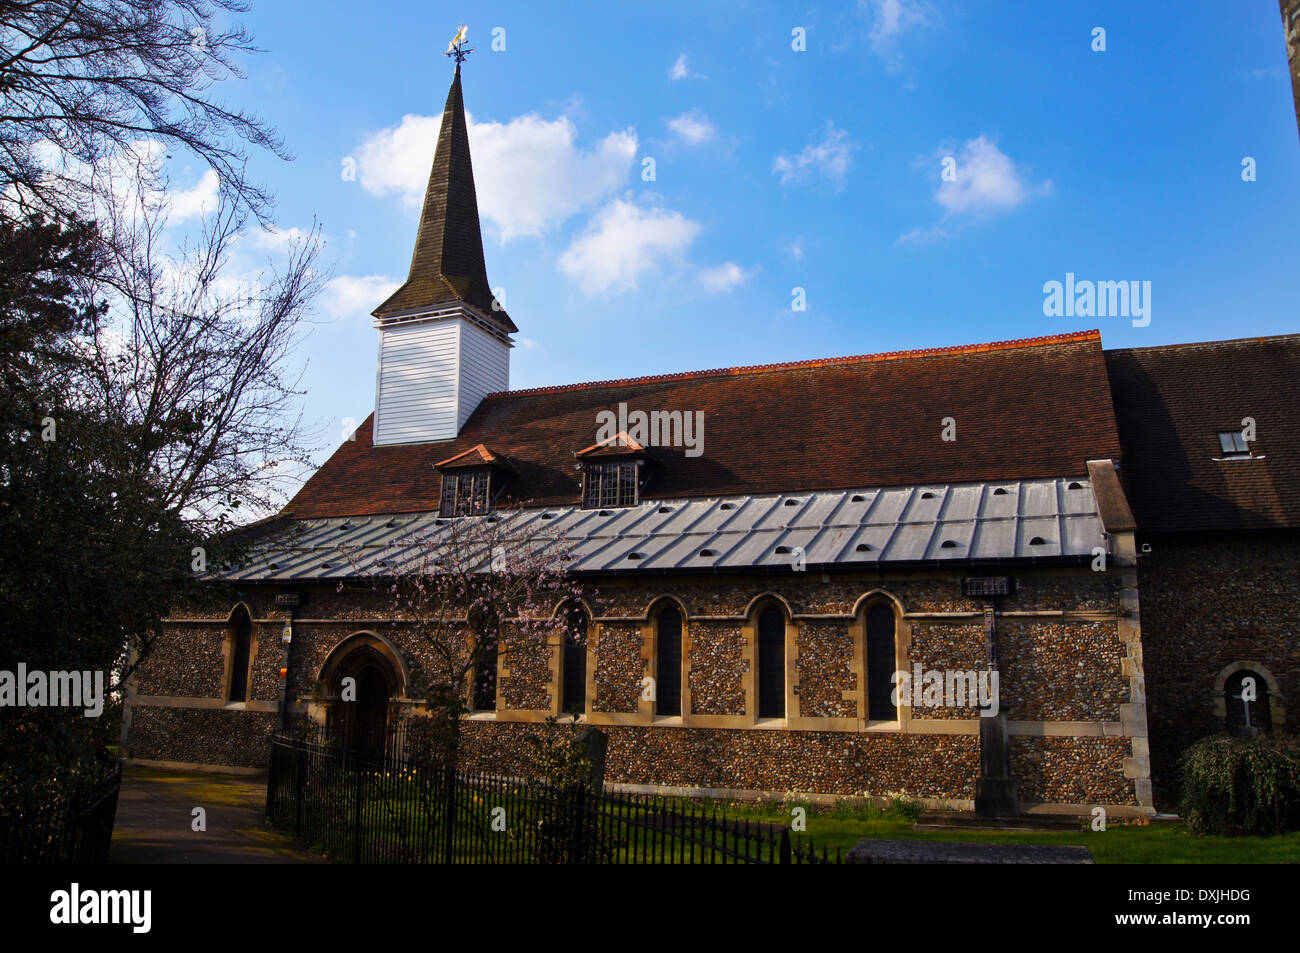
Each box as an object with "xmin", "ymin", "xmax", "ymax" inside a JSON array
[{"xmin": 372, "ymin": 57, "xmax": 515, "ymax": 332}]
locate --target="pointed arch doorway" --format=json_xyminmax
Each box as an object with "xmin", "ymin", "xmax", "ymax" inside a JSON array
[{"xmin": 320, "ymin": 633, "xmax": 408, "ymax": 762}]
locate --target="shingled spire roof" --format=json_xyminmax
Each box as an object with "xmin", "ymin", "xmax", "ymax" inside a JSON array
[{"xmin": 372, "ymin": 64, "xmax": 516, "ymax": 332}]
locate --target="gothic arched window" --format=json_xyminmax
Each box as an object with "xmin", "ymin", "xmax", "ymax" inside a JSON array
[
  {"xmin": 1225, "ymin": 669, "xmax": 1272, "ymax": 737},
  {"xmin": 864, "ymin": 602, "xmax": 898, "ymax": 721},
  {"xmin": 560, "ymin": 606, "xmax": 588, "ymax": 716},
  {"xmin": 654, "ymin": 603, "xmax": 683, "ymax": 717},
  {"xmin": 756, "ymin": 604, "xmax": 786, "ymax": 719},
  {"xmin": 227, "ymin": 606, "xmax": 252, "ymax": 703}
]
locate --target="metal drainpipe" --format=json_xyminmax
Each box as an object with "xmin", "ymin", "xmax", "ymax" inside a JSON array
[{"xmin": 277, "ymin": 598, "xmax": 297, "ymax": 732}]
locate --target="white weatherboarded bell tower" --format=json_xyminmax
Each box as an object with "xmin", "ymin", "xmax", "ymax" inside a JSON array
[{"xmin": 370, "ymin": 58, "xmax": 515, "ymax": 447}]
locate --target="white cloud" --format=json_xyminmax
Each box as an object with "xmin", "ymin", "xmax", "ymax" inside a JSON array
[
  {"xmin": 897, "ymin": 136, "xmax": 1051, "ymax": 245},
  {"xmin": 933, "ymin": 135, "xmax": 1052, "ymax": 216},
  {"xmin": 168, "ymin": 168, "xmax": 219, "ymax": 222},
  {"xmin": 698, "ymin": 261, "xmax": 753, "ymax": 294},
  {"xmin": 667, "ymin": 111, "xmax": 716, "ymax": 145},
  {"xmin": 858, "ymin": 0, "xmax": 938, "ymax": 73},
  {"xmin": 355, "ymin": 112, "xmax": 637, "ymax": 241},
  {"xmin": 250, "ymin": 225, "xmax": 309, "ymax": 252},
  {"xmin": 895, "ymin": 225, "xmax": 949, "ymax": 246},
  {"xmin": 557, "ymin": 197, "xmax": 701, "ymax": 296},
  {"xmin": 787, "ymin": 239, "xmax": 806, "ymax": 263},
  {"xmin": 773, "ymin": 123, "xmax": 856, "ymax": 187},
  {"xmin": 670, "ymin": 53, "xmax": 702, "ymax": 81},
  {"xmin": 320, "ymin": 274, "xmax": 401, "ymax": 321},
  {"xmin": 17, "ymin": 138, "xmax": 222, "ymax": 226}
]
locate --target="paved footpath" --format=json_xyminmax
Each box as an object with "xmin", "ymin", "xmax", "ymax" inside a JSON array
[{"xmin": 109, "ymin": 765, "xmax": 323, "ymax": 864}]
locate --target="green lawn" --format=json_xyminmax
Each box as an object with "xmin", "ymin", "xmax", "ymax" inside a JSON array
[
  {"xmin": 702, "ymin": 799, "xmax": 1300, "ymax": 863},
  {"xmin": 271, "ymin": 771, "xmax": 1300, "ymax": 864}
]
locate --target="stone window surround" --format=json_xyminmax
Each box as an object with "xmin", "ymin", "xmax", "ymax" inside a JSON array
[
  {"xmin": 539, "ymin": 599, "xmax": 595, "ymax": 721},
  {"xmin": 1212, "ymin": 661, "xmax": 1286, "ymax": 734},
  {"xmin": 497, "ymin": 589, "xmax": 917, "ymax": 732},
  {"xmin": 220, "ymin": 603, "xmax": 259, "ymax": 709},
  {"xmin": 166, "ymin": 592, "xmax": 1135, "ymax": 742},
  {"xmin": 641, "ymin": 596, "xmax": 689, "ymax": 725},
  {"xmin": 847, "ymin": 591, "xmax": 909, "ymax": 732}
]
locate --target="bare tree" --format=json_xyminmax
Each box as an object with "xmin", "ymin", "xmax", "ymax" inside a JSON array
[
  {"xmin": 83, "ymin": 158, "xmax": 325, "ymax": 537},
  {"xmin": 0, "ymin": 0, "xmax": 285, "ymax": 223}
]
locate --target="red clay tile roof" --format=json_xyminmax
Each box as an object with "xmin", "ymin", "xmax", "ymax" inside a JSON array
[
  {"xmin": 575, "ymin": 432, "xmax": 648, "ymax": 458},
  {"xmin": 1105, "ymin": 334, "xmax": 1300, "ymax": 533},
  {"xmin": 285, "ymin": 330, "xmax": 1122, "ymax": 518},
  {"xmin": 433, "ymin": 443, "xmax": 511, "ymax": 470}
]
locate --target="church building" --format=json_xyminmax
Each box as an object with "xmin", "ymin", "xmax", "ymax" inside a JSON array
[{"xmin": 122, "ymin": 65, "xmax": 1299, "ymax": 817}]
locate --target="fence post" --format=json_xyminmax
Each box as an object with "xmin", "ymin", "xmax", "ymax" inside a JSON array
[
  {"xmin": 295, "ymin": 742, "xmax": 305, "ymax": 838},
  {"xmin": 779, "ymin": 828, "xmax": 792, "ymax": 865},
  {"xmin": 567, "ymin": 784, "xmax": 587, "ymax": 864},
  {"xmin": 353, "ymin": 763, "xmax": 363, "ymax": 864},
  {"xmin": 266, "ymin": 738, "xmax": 278, "ymax": 823},
  {"xmin": 442, "ymin": 763, "xmax": 456, "ymax": 864}
]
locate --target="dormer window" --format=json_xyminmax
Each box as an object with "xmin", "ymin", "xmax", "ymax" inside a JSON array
[
  {"xmin": 582, "ymin": 460, "xmax": 639, "ymax": 508},
  {"xmin": 440, "ymin": 468, "xmax": 491, "ymax": 517},
  {"xmin": 1216, "ymin": 430, "xmax": 1252, "ymax": 459},
  {"xmin": 434, "ymin": 444, "xmax": 515, "ymax": 517},
  {"xmin": 575, "ymin": 430, "xmax": 650, "ymax": 509}
]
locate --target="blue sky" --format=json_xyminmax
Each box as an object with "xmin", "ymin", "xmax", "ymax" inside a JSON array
[{"xmin": 175, "ymin": 0, "xmax": 1299, "ymax": 470}]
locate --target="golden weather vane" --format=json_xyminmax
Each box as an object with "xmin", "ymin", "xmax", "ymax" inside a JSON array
[{"xmin": 446, "ymin": 24, "xmax": 472, "ymax": 65}]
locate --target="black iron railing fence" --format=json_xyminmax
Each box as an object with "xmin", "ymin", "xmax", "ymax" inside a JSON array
[
  {"xmin": 266, "ymin": 732, "xmax": 839, "ymax": 864},
  {"xmin": 0, "ymin": 762, "xmax": 123, "ymax": 864}
]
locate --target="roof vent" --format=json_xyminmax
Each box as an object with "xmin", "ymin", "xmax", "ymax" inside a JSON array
[
  {"xmin": 320, "ymin": 562, "xmax": 332, "ymax": 570},
  {"xmin": 598, "ymin": 510, "xmax": 612, "ymax": 517},
  {"xmin": 720, "ymin": 502, "xmax": 735, "ymax": 510},
  {"xmin": 993, "ymin": 488, "xmax": 1009, "ymax": 496},
  {"xmin": 921, "ymin": 492, "xmax": 936, "ymax": 499},
  {"xmin": 940, "ymin": 540, "xmax": 959, "ymax": 549},
  {"xmin": 486, "ymin": 514, "xmax": 500, "ymax": 522},
  {"xmin": 854, "ymin": 543, "xmax": 872, "ymax": 553},
  {"xmin": 851, "ymin": 494, "xmax": 866, "ymax": 502},
  {"xmin": 1066, "ymin": 481, "xmax": 1084, "ymax": 490},
  {"xmin": 268, "ymin": 563, "xmax": 279, "ymax": 570},
  {"xmin": 338, "ymin": 524, "xmax": 349, "ymax": 531},
  {"xmin": 627, "ymin": 552, "xmax": 643, "ymax": 560},
  {"xmin": 384, "ymin": 520, "xmax": 396, "ymax": 528},
  {"xmin": 1029, "ymin": 536, "xmax": 1048, "ymax": 545},
  {"xmin": 774, "ymin": 545, "xmax": 793, "ymax": 555},
  {"xmin": 657, "ymin": 506, "xmax": 672, "ymax": 514},
  {"xmin": 559, "ymin": 554, "xmax": 573, "ymax": 562},
  {"xmin": 699, "ymin": 549, "xmax": 716, "ymax": 557},
  {"xmin": 783, "ymin": 499, "xmax": 800, "ymax": 507}
]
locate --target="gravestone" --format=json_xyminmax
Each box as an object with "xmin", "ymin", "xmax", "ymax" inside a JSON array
[{"xmin": 574, "ymin": 726, "xmax": 607, "ymax": 790}]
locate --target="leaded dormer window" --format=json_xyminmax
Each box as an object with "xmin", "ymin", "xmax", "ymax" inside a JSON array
[
  {"xmin": 440, "ymin": 468, "xmax": 491, "ymax": 517},
  {"xmin": 434, "ymin": 444, "xmax": 515, "ymax": 517},
  {"xmin": 582, "ymin": 460, "xmax": 639, "ymax": 508},
  {"xmin": 576, "ymin": 431, "xmax": 649, "ymax": 509}
]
